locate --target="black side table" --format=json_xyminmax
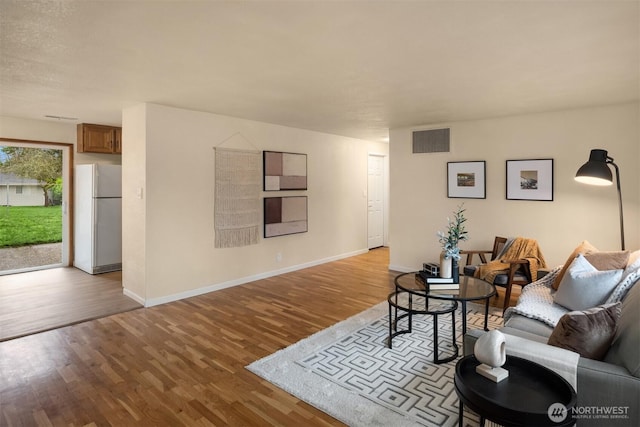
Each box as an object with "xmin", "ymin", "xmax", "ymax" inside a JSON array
[
  {"xmin": 387, "ymin": 290, "xmax": 459, "ymax": 364},
  {"xmin": 454, "ymin": 355, "xmax": 577, "ymax": 427}
]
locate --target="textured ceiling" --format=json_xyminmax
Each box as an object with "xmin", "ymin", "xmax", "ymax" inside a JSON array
[{"xmin": 1, "ymin": 1, "xmax": 638, "ymax": 142}]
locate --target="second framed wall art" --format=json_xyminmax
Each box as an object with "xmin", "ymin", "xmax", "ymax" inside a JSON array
[
  {"xmin": 506, "ymin": 159, "xmax": 554, "ymax": 201},
  {"xmin": 264, "ymin": 196, "xmax": 308, "ymax": 238}
]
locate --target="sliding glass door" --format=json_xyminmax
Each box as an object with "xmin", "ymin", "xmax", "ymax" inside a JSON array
[{"xmin": 0, "ymin": 140, "xmax": 71, "ymax": 275}]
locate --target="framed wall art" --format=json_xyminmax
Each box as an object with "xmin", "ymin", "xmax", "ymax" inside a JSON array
[
  {"xmin": 264, "ymin": 196, "xmax": 308, "ymax": 238},
  {"xmin": 447, "ymin": 161, "xmax": 486, "ymax": 199},
  {"xmin": 263, "ymin": 151, "xmax": 307, "ymax": 191},
  {"xmin": 506, "ymin": 159, "xmax": 554, "ymax": 201}
]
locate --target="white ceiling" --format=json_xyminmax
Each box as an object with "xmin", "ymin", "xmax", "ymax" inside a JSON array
[{"xmin": 1, "ymin": 1, "xmax": 638, "ymax": 143}]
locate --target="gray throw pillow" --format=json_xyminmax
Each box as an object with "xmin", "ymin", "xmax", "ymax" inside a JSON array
[
  {"xmin": 547, "ymin": 303, "xmax": 621, "ymax": 360},
  {"xmin": 554, "ymin": 254, "xmax": 622, "ymax": 311}
]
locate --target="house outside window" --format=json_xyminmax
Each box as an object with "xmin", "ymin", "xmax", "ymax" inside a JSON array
[{"xmin": 16, "ymin": 185, "xmax": 23, "ymax": 194}]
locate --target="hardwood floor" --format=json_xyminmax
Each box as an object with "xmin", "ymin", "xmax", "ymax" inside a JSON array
[
  {"xmin": 0, "ymin": 268, "xmax": 142, "ymax": 341},
  {"xmin": 0, "ymin": 248, "xmax": 396, "ymax": 426},
  {"xmin": 0, "ymin": 249, "xmax": 517, "ymax": 426}
]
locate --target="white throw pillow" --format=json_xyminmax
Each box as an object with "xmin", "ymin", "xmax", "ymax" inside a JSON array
[{"xmin": 554, "ymin": 254, "xmax": 623, "ymax": 311}]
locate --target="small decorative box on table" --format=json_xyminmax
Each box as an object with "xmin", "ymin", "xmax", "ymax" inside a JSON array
[{"xmin": 423, "ymin": 262, "xmax": 440, "ymax": 276}]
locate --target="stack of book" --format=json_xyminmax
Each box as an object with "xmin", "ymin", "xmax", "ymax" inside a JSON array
[{"xmin": 417, "ymin": 270, "xmax": 460, "ymax": 290}]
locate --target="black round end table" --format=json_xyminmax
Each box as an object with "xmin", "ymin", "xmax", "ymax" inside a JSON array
[{"xmin": 454, "ymin": 355, "xmax": 577, "ymax": 427}]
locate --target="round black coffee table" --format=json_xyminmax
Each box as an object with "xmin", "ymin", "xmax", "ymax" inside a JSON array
[
  {"xmin": 454, "ymin": 355, "xmax": 577, "ymax": 427},
  {"xmin": 394, "ymin": 273, "xmax": 496, "ymax": 336}
]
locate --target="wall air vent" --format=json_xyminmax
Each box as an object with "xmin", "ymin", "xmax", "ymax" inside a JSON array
[{"xmin": 412, "ymin": 128, "xmax": 450, "ymax": 153}]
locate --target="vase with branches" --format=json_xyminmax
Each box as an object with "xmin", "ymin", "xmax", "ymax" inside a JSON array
[{"xmin": 437, "ymin": 204, "xmax": 468, "ymax": 279}]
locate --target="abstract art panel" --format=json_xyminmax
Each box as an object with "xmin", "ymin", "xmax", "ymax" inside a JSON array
[
  {"xmin": 264, "ymin": 196, "xmax": 308, "ymax": 238},
  {"xmin": 264, "ymin": 151, "xmax": 307, "ymax": 191}
]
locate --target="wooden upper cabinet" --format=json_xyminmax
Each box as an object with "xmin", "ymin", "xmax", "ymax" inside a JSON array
[
  {"xmin": 113, "ymin": 127, "xmax": 122, "ymax": 154},
  {"xmin": 77, "ymin": 123, "xmax": 122, "ymax": 154}
]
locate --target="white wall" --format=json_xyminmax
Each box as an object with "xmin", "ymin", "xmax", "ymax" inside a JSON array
[
  {"xmin": 389, "ymin": 103, "xmax": 640, "ymax": 272},
  {"xmin": 121, "ymin": 105, "xmax": 147, "ymax": 301},
  {"xmin": 122, "ymin": 103, "xmax": 389, "ymax": 306},
  {"xmin": 0, "ymin": 116, "xmax": 75, "ymax": 144}
]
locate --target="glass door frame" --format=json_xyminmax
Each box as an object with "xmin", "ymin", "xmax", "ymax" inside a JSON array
[{"xmin": 0, "ymin": 138, "xmax": 73, "ymax": 273}]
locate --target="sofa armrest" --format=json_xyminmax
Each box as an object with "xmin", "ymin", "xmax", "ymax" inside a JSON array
[
  {"xmin": 463, "ymin": 328, "xmax": 485, "ymax": 356},
  {"xmin": 576, "ymin": 358, "xmax": 640, "ymax": 424},
  {"xmin": 464, "ymin": 329, "xmax": 579, "ymax": 389},
  {"xmin": 464, "ymin": 327, "xmax": 547, "ymax": 355}
]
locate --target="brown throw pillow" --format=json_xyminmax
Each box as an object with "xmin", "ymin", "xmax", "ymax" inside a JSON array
[
  {"xmin": 553, "ymin": 240, "xmax": 598, "ymax": 290},
  {"xmin": 548, "ymin": 303, "xmax": 621, "ymax": 360},
  {"xmin": 584, "ymin": 251, "xmax": 630, "ymax": 271}
]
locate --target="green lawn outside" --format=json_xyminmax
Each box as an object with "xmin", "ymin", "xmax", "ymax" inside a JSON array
[{"xmin": 0, "ymin": 206, "xmax": 62, "ymax": 247}]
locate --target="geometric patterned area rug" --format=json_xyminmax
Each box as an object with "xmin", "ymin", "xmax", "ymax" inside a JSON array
[{"xmin": 247, "ymin": 300, "xmax": 504, "ymax": 427}]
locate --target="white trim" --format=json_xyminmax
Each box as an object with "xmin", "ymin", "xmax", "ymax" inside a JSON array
[
  {"xmin": 388, "ymin": 264, "xmax": 415, "ymax": 273},
  {"xmin": 122, "ymin": 288, "xmax": 145, "ymax": 306},
  {"xmin": 142, "ymin": 249, "xmax": 369, "ymax": 308},
  {"xmin": 0, "ymin": 262, "xmax": 64, "ymax": 276}
]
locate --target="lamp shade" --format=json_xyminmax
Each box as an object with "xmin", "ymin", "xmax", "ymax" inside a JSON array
[{"xmin": 575, "ymin": 149, "xmax": 613, "ymax": 186}]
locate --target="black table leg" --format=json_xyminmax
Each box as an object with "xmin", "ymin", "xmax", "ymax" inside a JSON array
[
  {"xmin": 433, "ymin": 312, "xmax": 439, "ymax": 360},
  {"xmin": 460, "ymin": 300, "xmax": 468, "ymax": 337},
  {"xmin": 433, "ymin": 303, "xmax": 459, "ymax": 364},
  {"xmin": 394, "ymin": 291, "xmax": 398, "ymax": 329},
  {"xmin": 458, "ymin": 400, "xmax": 463, "ymax": 427},
  {"xmin": 484, "ymin": 297, "xmax": 490, "ymax": 331},
  {"xmin": 451, "ymin": 308, "xmax": 457, "ymax": 347},
  {"xmin": 408, "ymin": 293, "xmax": 413, "ymax": 333},
  {"xmin": 387, "ymin": 300, "xmax": 393, "ymax": 348}
]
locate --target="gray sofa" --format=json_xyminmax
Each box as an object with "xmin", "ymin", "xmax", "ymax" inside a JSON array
[{"xmin": 464, "ymin": 270, "xmax": 640, "ymax": 426}]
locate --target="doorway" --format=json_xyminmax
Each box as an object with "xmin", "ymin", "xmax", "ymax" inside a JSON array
[
  {"xmin": 367, "ymin": 153, "xmax": 386, "ymax": 249},
  {"xmin": 0, "ymin": 139, "xmax": 72, "ymax": 275}
]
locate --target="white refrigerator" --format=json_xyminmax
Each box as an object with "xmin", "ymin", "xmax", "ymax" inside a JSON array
[{"xmin": 74, "ymin": 164, "xmax": 122, "ymax": 274}]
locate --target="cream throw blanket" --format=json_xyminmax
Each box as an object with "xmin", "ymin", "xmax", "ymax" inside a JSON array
[
  {"xmin": 505, "ymin": 334, "xmax": 579, "ymax": 390},
  {"xmin": 475, "ymin": 237, "xmax": 547, "ymax": 284}
]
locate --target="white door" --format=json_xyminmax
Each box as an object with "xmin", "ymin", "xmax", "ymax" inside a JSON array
[{"xmin": 368, "ymin": 154, "xmax": 384, "ymax": 249}]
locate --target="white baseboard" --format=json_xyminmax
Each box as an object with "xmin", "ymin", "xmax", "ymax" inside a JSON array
[
  {"xmin": 122, "ymin": 287, "xmax": 145, "ymax": 306},
  {"xmin": 141, "ymin": 248, "xmax": 370, "ymax": 308},
  {"xmin": 388, "ymin": 264, "xmax": 415, "ymax": 273}
]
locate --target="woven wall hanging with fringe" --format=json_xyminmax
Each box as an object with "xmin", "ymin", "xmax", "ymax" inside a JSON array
[{"xmin": 214, "ymin": 147, "xmax": 261, "ymax": 248}]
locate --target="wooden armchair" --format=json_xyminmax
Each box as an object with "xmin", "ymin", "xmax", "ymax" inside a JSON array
[
  {"xmin": 461, "ymin": 236, "xmax": 508, "ymax": 265},
  {"xmin": 461, "ymin": 236, "xmax": 545, "ymax": 312}
]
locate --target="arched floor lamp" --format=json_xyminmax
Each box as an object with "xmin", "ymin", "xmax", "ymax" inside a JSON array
[{"xmin": 575, "ymin": 149, "xmax": 625, "ymax": 250}]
